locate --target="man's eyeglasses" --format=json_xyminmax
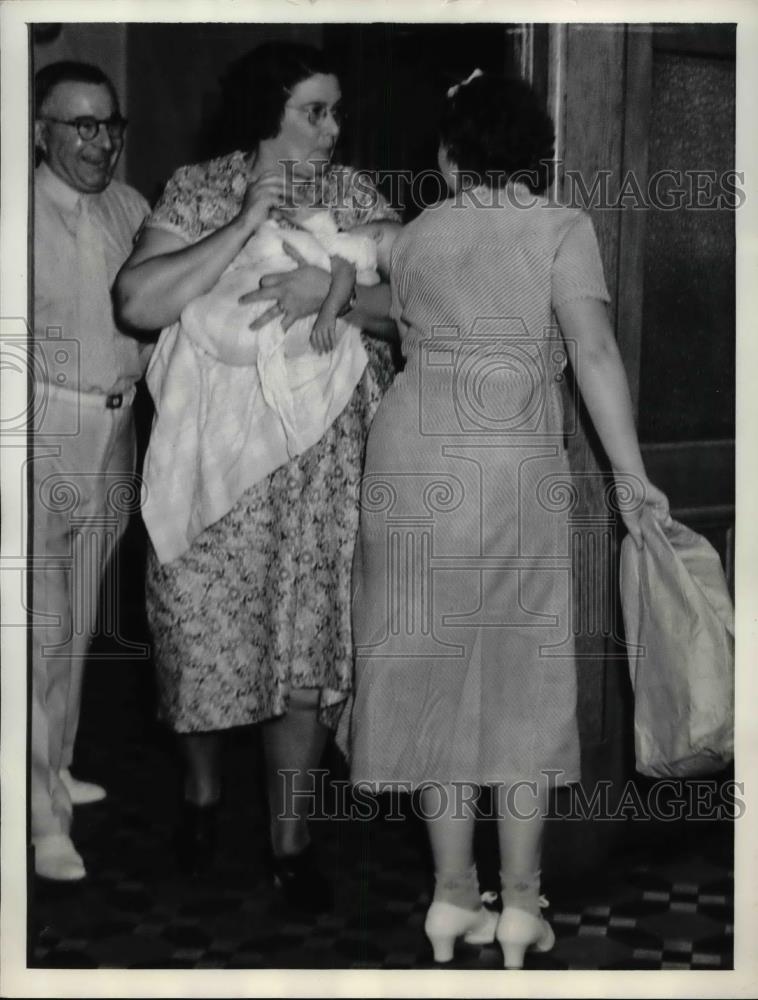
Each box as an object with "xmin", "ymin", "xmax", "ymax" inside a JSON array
[
  {"xmin": 285, "ymin": 102, "xmax": 346, "ymax": 128},
  {"xmin": 39, "ymin": 115, "xmax": 129, "ymax": 142}
]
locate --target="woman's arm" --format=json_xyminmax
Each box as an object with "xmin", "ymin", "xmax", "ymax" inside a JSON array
[
  {"xmin": 239, "ymin": 242, "xmax": 397, "ymax": 339},
  {"xmin": 345, "ymin": 282, "xmax": 396, "ymax": 338},
  {"xmin": 114, "ymin": 218, "xmax": 258, "ymax": 331},
  {"xmin": 114, "ymin": 171, "xmax": 293, "ymax": 332},
  {"xmin": 555, "ymin": 297, "xmax": 670, "ymax": 545},
  {"xmin": 341, "ymin": 221, "xmax": 401, "ymax": 334},
  {"xmin": 237, "ymin": 169, "xmax": 401, "ymax": 340}
]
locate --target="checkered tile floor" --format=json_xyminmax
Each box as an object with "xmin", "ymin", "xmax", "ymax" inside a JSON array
[{"xmin": 29, "ymin": 647, "xmax": 734, "ymax": 971}]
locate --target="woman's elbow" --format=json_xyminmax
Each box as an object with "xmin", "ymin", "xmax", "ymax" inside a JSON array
[
  {"xmin": 113, "ymin": 269, "xmax": 156, "ymax": 333},
  {"xmin": 576, "ymin": 336, "xmax": 623, "ymax": 378}
]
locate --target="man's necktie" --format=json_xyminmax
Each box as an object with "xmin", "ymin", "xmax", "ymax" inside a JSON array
[{"xmin": 73, "ymin": 196, "xmax": 119, "ymax": 388}]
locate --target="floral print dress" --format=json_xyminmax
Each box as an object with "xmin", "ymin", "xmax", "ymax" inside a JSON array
[{"xmin": 143, "ymin": 152, "xmax": 399, "ymax": 733}]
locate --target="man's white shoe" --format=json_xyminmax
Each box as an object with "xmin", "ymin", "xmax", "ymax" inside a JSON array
[
  {"xmin": 34, "ymin": 833, "xmax": 86, "ymax": 881},
  {"xmin": 60, "ymin": 768, "xmax": 106, "ymax": 805}
]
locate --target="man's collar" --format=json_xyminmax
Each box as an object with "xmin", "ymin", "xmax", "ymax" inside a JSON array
[{"xmin": 36, "ymin": 161, "xmax": 94, "ymax": 212}]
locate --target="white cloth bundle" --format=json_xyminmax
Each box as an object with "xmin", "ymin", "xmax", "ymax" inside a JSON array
[
  {"xmin": 620, "ymin": 508, "xmax": 734, "ymax": 778},
  {"xmin": 143, "ymin": 214, "xmax": 379, "ymax": 564}
]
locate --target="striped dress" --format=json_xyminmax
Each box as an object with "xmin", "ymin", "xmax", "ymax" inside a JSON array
[{"xmin": 345, "ymin": 184, "xmax": 610, "ymax": 787}]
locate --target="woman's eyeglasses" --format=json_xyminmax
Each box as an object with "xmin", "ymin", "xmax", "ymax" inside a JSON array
[
  {"xmin": 285, "ymin": 102, "xmax": 346, "ymax": 128},
  {"xmin": 39, "ymin": 115, "xmax": 129, "ymax": 142}
]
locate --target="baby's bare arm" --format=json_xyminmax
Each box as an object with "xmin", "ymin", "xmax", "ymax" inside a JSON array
[
  {"xmin": 310, "ymin": 254, "xmax": 356, "ymax": 354},
  {"xmin": 321, "ymin": 254, "xmax": 357, "ymax": 317}
]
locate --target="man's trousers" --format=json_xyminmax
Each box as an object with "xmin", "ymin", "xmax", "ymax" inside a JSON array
[{"xmin": 31, "ymin": 382, "xmax": 136, "ymax": 840}]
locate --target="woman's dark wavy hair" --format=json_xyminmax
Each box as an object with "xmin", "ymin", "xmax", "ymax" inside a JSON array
[
  {"xmin": 204, "ymin": 41, "xmax": 339, "ymax": 156},
  {"xmin": 440, "ymin": 73, "xmax": 555, "ymax": 193}
]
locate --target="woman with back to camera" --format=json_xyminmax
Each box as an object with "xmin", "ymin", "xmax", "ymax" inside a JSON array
[
  {"xmin": 345, "ymin": 71, "xmax": 670, "ymax": 965},
  {"xmin": 114, "ymin": 41, "xmax": 399, "ymax": 910}
]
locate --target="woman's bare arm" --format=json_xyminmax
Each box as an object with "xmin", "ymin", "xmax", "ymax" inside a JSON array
[
  {"xmin": 114, "ymin": 220, "xmax": 258, "ymax": 331},
  {"xmin": 555, "ymin": 297, "xmax": 670, "ymax": 544},
  {"xmin": 240, "ymin": 239, "xmax": 398, "ymax": 340},
  {"xmin": 114, "ymin": 171, "xmax": 293, "ymax": 332},
  {"xmin": 345, "ymin": 282, "xmax": 396, "ymax": 338}
]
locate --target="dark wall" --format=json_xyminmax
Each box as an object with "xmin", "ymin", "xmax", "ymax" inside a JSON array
[
  {"xmin": 637, "ymin": 28, "xmax": 735, "ymax": 443},
  {"xmin": 124, "ymin": 22, "xmax": 522, "ymax": 212},
  {"xmin": 323, "ymin": 23, "xmax": 521, "ymax": 218},
  {"xmin": 124, "ymin": 22, "xmax": 323, "ymax": 203}
]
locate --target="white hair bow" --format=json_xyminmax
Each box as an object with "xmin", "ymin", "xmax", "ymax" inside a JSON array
[{"xmin": 447, "ymin": 68, "xmax": 484, "ymax": 99}]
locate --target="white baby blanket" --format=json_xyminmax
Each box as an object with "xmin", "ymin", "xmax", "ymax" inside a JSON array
[{"xmin": 143, "ymin": 214, "xmax": 378, "ymax": 564}]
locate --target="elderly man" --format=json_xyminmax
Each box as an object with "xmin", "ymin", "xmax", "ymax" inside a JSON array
[{"xmin": 32, "ymin": 61, "xmax": 151, "ymax": 880}]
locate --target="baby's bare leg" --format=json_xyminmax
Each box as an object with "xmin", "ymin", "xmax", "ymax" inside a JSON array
[{"xmin": 310, "ymin": 255, "xmax": 356, "ymax": 355}]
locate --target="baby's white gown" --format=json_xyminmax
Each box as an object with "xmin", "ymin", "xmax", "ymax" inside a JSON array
[{"xmin": 142, "ymin": 214, "xmax": 379, "ymax": 565}]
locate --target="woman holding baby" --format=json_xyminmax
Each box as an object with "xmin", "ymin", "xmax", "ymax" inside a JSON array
[
  {"xmin": 119, "ymin": 38, "xmax": 669, "ymax": 957},
  {"xmin": 115, "ymin": 41, "xmax": 399, "ymax": 908}
]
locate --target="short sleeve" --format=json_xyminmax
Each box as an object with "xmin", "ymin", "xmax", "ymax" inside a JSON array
[
  {"xmin": 104, "ymin": 180, "xmax": 151, "ymax": 247},
  {"xmin": 144, "ymin": 164, "xmax": 204, "ymax": 244},
  {"xmin": 125, "ymin": 189, "xmax": 151, "ymax": 245},
  {"xmin": 551, "ymin": 212, "xmax": 611, "ymax": 310}
]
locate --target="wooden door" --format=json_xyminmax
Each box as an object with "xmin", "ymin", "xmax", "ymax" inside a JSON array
[
  {"xmin": 542, "ymin": 22, "xmax": 736, "ymax": 875},
  {"xmin": 618, "ymin": 24, "xmax": 736, "ymax": 572}
]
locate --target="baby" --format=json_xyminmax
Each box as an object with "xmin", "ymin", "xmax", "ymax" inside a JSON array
[{"xmin": 142, "ymin": 207, "xmax": 401, "ymax": 565}]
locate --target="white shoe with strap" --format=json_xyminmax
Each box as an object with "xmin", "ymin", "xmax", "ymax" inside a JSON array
[
  {"xmin": 496, "ymin": 895, "xmax": 555, "ymax": 968},
  {"xmin": 425, "ymin": 891, "xmax": 499, "ymax": 963},
  {"xmin": 34, "ymin": 833, "xmax": 86, "ymax": 881},
  {"xmin": 59, "ymin": 768, "xmax": 107, "ymax": 805}
]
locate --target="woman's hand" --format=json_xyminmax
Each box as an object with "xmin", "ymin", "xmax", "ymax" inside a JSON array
[
  {"xmin": 237, "ymin": 170, "xmax": 295, "ymax": 235},
  {"xmin": 115, "ymin": 173, "xmax": 299, "ymax": 332},
  {"xmin": 615, "ymin": 473, "xmax": 672, "ymax": 549},
  {"xmin": 239, "ymin": 242, "xmax": 330, "ymax": 332}
]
